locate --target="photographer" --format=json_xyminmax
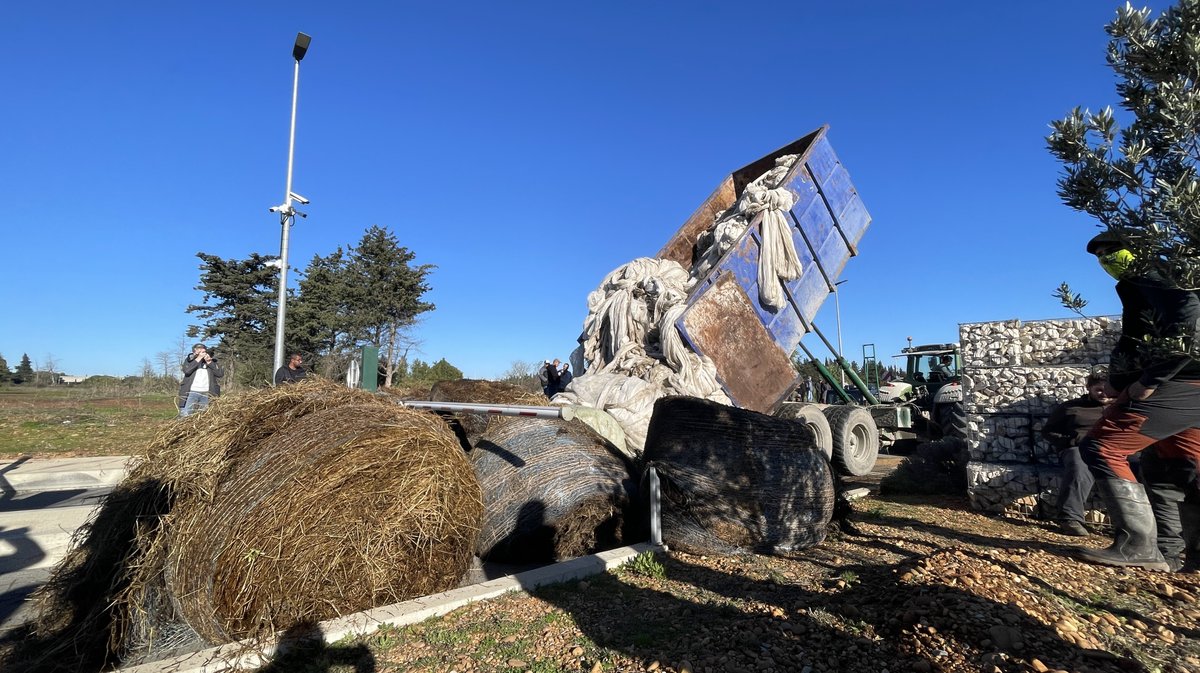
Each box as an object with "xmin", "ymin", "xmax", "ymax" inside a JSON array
[{"xmin": 178, "ymin": 343, "xmax": 223, "ymax": 417}]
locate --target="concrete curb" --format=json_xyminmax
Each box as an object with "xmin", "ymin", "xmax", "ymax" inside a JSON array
[
  {"xmin": 116, "ymin": 542, "xmax": 663, "ymax": 673},
  {"xmin": 0, "ymin": 457, "xmax": 132, "ymax": 494}
]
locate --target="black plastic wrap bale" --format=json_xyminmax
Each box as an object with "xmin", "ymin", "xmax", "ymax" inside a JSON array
[
  {"xmin": 472, "ymin": 416, "xmax": 637, "ymax": 563},
  {"xmin": 642, "ymin": 396, "xmax": 835, "ymax": 555}
]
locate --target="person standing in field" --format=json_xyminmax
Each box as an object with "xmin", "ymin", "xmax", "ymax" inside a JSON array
[{"xmin": 178, "ymin": 343, "xmax": 223, "ymax": 417}]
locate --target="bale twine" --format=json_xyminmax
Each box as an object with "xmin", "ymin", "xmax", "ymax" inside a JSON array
[
  {"xmin": 429, "ymin": 379, "xmax": 549, "ymax": 444},
  {"xmin": 472, "ymin": 417, "xmax": 636, "ymax": 563},
  {"xmin": 163, "ymin": 402, "xmax": 480, "ymax": 643},
  {"xmin": 642, "ymin": 396, "xmax": 835, "ymax": 555}
]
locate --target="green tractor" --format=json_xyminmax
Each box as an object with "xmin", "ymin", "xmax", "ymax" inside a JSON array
[{"xmin": 876, "ymin": 342, "xmax": 968, "ymax": 442}]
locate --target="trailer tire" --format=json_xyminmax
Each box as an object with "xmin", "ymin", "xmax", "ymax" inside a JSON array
[
  {"xmin": 822, "ymin": 406, "xmax": 879, "ymax": 476},
  {"xmin": 775, "ymin": 403, "xmax": 833, "ymax": 461},
  {"xmin": 936, "ymin": 402, "xmax": 968, "ymax": 440}
]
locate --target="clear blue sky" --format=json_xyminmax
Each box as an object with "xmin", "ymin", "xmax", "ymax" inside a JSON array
[{"xmin": 0, "ymin": 1, "xmax": 1161, "ymax": 379}]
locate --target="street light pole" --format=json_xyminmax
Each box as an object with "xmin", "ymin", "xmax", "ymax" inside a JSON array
[
  {"xmin": 834, "ymin": 279, "xmax": 847, "ymax": 386},
  {"xmin": 270, "ymin": 32, "xmax": 311, "ymax": 380}
]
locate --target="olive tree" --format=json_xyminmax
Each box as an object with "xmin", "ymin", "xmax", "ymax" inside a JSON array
[{"xmin": 1048, "ymin": 0, "xmax": 1200, "ymax": 287}]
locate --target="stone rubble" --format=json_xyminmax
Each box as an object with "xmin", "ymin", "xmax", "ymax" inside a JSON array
[{"xmin": 960, "ymin": 316, "xmax": 1120, "ymax": 520}]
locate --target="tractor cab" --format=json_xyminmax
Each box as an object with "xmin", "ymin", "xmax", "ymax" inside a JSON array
[{"xmin": 877, "ymin": 343, "xmax": 961, "ymax": 407}]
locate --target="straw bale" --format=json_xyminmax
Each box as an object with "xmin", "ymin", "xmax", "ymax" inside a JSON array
[
  {"xmin": 164, "ymin": 402, "xmax": 480, "ymax": 643},
  {"xmin": 429, "ymin": 379, "xmax": 549, "ymax": 442},
  {"xmin": 643, "ymin": 396, "xmax": 835, "ymax": 555},
  {"xmin": 376, "ymin": 383, "xmax": 433, "ymax": 401},
  {"xmin": 0, "ymin": 468, "xmax": 172, "ymax": 673},
  {"xmin": 472, "ymin": 416, "xmax": 636, "ymax": 563}
]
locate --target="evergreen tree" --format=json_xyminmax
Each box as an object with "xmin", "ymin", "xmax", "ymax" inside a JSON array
[
  {"xmin": 428, "ymin": 358, "xmax": 463, "ymax": 382},
  {"xmin": 186, "ymin": 252, "xmax": 281, "ymax": 387},
  {"xmin": 409, "ymin": 358, "xmax": 431, "ymax": 380},
  {"xmin": 1048, "ymin": 1, "xmax": 1200, "ymax": 289},
  {"xmin": 343, "ymin": 226, "xmax": 435, "ymax": 386},
  {"xmin": 0, "ymin": 353, "xmax": 9, "ymax": 384},
  {"xmin": 291, "ymin": 248, "xmax": 351, "ymax": 377},
  {"xmin": 14, "ymin": 353, "xmax": 34, "ymax": 385}
]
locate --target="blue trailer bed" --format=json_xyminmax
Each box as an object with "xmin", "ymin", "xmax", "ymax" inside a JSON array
[{"xmin": 657, "ymin": 126, "xmax": 871, "ymax": 414}]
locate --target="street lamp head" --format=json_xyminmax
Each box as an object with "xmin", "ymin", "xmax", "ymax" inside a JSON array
[{"xmin": 293, "ymin": 32, "xmax": 311, "ymax": 61}]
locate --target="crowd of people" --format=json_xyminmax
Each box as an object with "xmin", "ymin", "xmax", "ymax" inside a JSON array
[{"xmin": 539, "ymin": 358, "xmax": 572, "ymax": 397}]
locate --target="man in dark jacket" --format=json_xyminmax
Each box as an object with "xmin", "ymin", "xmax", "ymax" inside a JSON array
[
  {"xmin": 274, "ymin": 352, "xmax": 307, "ymax": 385},
  {"xmin": 178, "ymin": 343, "xmax": 223, "ymax": 417},
  {"xmin": 1077, "ymin": 231, "xmax": 1200, "ymax": 571},
  {"xmin": 1042, "ymin": 372, "xmax": 1112, "ymax": 536}
]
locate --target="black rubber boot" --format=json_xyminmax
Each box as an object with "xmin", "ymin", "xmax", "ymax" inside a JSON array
[
  {"xmin": 1077, "ymin": 479, "xmax": 1170, "ymax": 571},
  {"xmin": 1146, "ymin": 481, "xmax": 1186, "ymax": 571}
]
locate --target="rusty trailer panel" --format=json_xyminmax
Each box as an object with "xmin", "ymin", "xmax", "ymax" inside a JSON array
[
  {"xmin": 667, "ymin": 126, "xmax": 871, "ymax": 414},
  {"xmin": 680, "ymin": 273, "xmax": 799, "ymax": 412}
]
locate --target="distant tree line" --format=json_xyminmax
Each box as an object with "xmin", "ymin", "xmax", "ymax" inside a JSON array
[{"xmin": 187, "ymin": 225, "xmax": 460, "ymax": 390}]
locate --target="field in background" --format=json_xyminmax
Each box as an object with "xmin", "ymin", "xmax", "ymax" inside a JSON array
[{"xmin": 0, "ymin": 387, "xmax": 177, "ymax": 457}]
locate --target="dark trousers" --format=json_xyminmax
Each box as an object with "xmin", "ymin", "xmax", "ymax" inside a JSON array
[
  {"xmin": 1140, "ymin": 450, "xmax": 1200, "ymax": 562},
  {"xmin": 1056, "ymin": 446, "xmax": 1094, "ymax": 524}
]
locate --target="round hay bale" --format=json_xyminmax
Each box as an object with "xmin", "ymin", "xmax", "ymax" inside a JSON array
[
  {"xmin": 2, "ymin": 467, "xmax": 175, "ymax": 673},
  {"xmin": 642, "ymin": 396, "xmax": 835, "ymax": 555},
  {"xmin": 429, "ymin": 379, "xmax": 549, "ymax": 443},
  {"xmin": 472, "ymin": 416, "xmax": 636, "ymax": 564},
  {"xmin": 164, "ymin": 402, "xmax": 481, "ymax": 643}
]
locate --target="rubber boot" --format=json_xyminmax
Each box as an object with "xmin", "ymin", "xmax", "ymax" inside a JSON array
[
  {"xmin": 1146, "ymin": 481, "xmax": 1186, "ymax": 572},
  {"xmin": 1077, "ymin": 479, "xmax": 1170, "ymax": 571}
]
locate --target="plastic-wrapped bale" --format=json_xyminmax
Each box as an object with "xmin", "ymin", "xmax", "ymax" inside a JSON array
[
  {"xmin": 472, "ymin": 416, "xmax": 637, "ymax": 563},
  {"xmin": 429, "ymin": 378, "xmax": 549, "ymax": 445},
  {"xmin": 163, "ymin": 401, "xmax": 480, "ymax": 644},
  {"xmin": 642, "ymin": 396, "xmax": 835, "ymax": 555}
]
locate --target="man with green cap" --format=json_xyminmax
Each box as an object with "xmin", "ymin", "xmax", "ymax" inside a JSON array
[{"xmin": 1077, "ymin": 230, "xmax": 1200, "ymax": 572}]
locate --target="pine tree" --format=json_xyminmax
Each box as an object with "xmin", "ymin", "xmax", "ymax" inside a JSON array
[
  {"xmin": 14, "ymin": 353, "xmax": 34, "ymax": 385},
  {"xmin": 0, "ymin": 353, "xmax": 9, "ymax": 384}
]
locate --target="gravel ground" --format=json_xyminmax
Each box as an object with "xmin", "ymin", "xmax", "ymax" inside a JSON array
[{"xmin": 260, "ymin": 490, "xmax": 1200, "ymax": 673}]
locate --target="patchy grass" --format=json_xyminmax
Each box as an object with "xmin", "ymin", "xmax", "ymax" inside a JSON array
[{"xmin": 0, "ymin": 387, "xmax": 177, "ymax": 457}]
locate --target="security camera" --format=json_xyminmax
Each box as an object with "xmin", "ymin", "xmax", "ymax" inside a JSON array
[
  {"xmin": 289, "ymin": 191, "xmax": 310, "ymax": 205},
  {"xmin": 264, "ymin": 258, "xmax": 284, "ymax": 269}
]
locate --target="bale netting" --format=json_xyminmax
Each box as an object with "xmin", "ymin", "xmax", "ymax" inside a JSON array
[
  {"xmin": 472, "ymin": 416, "xmax": 637, "ymax": 564},
  {"xmin": 429, "ymin": 378, "xmax": 549, "ymax": 445},
  {"xmin": 163, "ymin": 402, "xmax": 481, "ymax": 644},
  {"xmin": 0, "ymin": 466, "xmax": 171, "ymax": 673},
  {"xmin": 642, "ymin": 396, "xmax": 835, "ymax": 556}
]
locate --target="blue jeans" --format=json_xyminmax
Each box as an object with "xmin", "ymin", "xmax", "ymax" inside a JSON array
[{"xmin": 180, "ymin": 391, "xmax": 211, "ymax": 417}]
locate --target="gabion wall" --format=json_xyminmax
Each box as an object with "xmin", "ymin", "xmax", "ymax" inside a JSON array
[{"xmin": 961, "ymin": 316, "xmax": 1119, "ymax": 519}]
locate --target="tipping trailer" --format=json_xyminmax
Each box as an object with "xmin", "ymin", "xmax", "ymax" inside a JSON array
[
  {"xmin": 402, "ymin": 127, "xmax": 927, "ymax": 476},
  {"xmin": 655, "ymin": 126, "xmax": 919, "ymax": 476}
]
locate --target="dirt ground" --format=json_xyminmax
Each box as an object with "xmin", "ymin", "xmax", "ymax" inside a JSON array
[{"xmin": 260, "ymin": 455, "xmax": 1200, "ymax": 673}]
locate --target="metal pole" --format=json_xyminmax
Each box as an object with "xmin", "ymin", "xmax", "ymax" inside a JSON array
[
  {"xmin": 834, "ymin": 280, "xmax": 847, "ymax": 386},
  {"xmin": 273, "ymin": 54, "xmax": 302, "ymax": 377},
  {"xmin": 398, "ymin": 400, "xmax": 577, "ymax": 421}
]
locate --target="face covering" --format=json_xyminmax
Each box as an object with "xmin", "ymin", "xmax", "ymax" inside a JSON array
[{"xmin": 1098, "ymin": 248, "xmax": 1134, "ymax": 279}]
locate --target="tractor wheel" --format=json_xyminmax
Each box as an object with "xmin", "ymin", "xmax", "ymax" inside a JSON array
[
  {"xmin": 775, "ymin": 403, "xmax": 833, "ymax": 461},
  {"xmin": 936, "ymin": 402, "xmax": 968, "ymax": 440},
  {"xmin": 822, "ymin": 406, "xmax": 879, "ymax": 476}
]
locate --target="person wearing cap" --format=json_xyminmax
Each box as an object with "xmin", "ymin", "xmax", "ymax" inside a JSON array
[
  {"xmin": 1075, "ymin": 229, "xmax": 1200, "ymax": 571},
  {"xmin": 178, "ymin": 343, "xmax": 223, "ymax": 417}
]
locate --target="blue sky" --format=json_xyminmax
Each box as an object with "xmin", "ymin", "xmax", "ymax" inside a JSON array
[{"xmin": 0, "ymin": 2, "xmax": 1161, "ymax": 380}]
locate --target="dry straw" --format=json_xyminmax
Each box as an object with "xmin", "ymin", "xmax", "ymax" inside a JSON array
[{"xmin": 2, "ymin": 379, "xmax": 481, "ymax": 672}]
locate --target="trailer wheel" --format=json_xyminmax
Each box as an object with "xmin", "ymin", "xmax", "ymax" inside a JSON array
[
  {"xmin": 936, "ymin": 402, "xmax": 968, "ymax": 440},
  {"xmin": 822, "ymin": 406, "xmax": 879, "ymax": 476},
  {"xmin": 775, "ymin": 403, "xmax": 833, "ymax": 461}
]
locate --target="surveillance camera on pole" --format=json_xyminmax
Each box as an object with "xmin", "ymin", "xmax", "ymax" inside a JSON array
[{"xmin": 270, "ymin": 31, "xmax": 313, "ymax": 380}]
